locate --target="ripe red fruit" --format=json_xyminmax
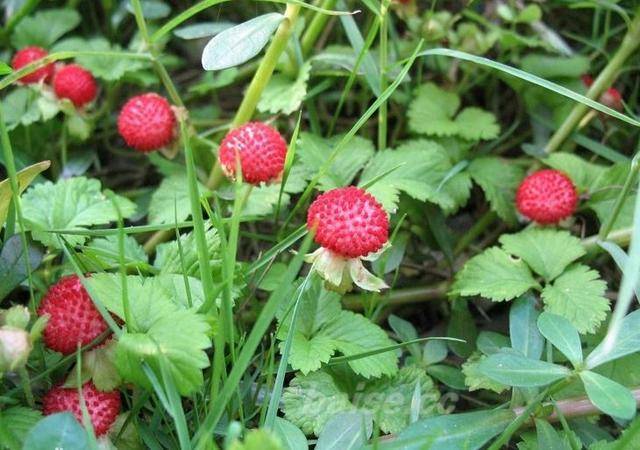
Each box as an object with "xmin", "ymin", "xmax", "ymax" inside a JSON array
[
  {"xmin": 117, "ymin": 93, "xmax": 176, "ymax": 152},
  {"xmin": 11, "ymin": 46, "xmax": 54, "ymax": 84},
  {"xmin": 600, "ymin": 87, "xmax": 623, "ymax": 111},
  {"xmin": 515, "ymin": 169, "xmax": 578, "ymax": 224},
  {"xmin": 307, "ymin": 186, "xmax": 389, "ymax": 258},
  {"xmin": 37, "ymin": 275, "xmax": 109, "ymax": 355},
  {"xmin": 218, "ymin": 122, "xmax": 287, "ymax": 185},
  {"xmin": 43, "ymin": 382, "xmax": 120, "ymax": 436},
  {"xmin": 53, "ymin": 64, "xmax": 98, "ymax": 107}
]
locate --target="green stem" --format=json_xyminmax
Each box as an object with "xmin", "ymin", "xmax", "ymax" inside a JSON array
[
  {"xmin": 205, "ymin": 3, "xmax": 301, "ymax": 190},
  {"xmin": 599, "ymin": 151, "xmax": 640, "ymax": 241},
  {"xmin": 301, "ymin": 0, "xmax": 337, "ymax": 56},
  {"xmin": 377, "ymin": 0, "xmax": 389, "ymax": 150},
  {"xmin": 545, "ymin": 8, "xmax": 640, "ymax": 154},
  {"xmin": 343, "ymin": 282, "xmax": 448, "ymax": 310},
  {"xmin": 454, "ymin": 210, "xmax": 498, "ymax": 255},
  {"xmin": 19, "ymin": 367, "xmax": 35, "ymax": 407}
]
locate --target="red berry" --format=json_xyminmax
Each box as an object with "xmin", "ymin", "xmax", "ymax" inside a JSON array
[
  {"xmin": 37, "ymin": 275, "xmax": 109, "ymax": 355},
  {"xmin": 117, "ymin": 93, "xmax": 176, "ymax": 152},
  {"xmin": 11, "ymin": 46, "xmax": 54, "ymax": 84},
  {"xmin": 601, "ymin": 87, "xmax": 623, "ymax": 111},
  {"xmin": 42, "ymin": 382, "xmax": 120, "ymax": 436},
  {"xmin": 581, "ymin": 74, "xmax": 594, "ymax": 88},
  {"xmin": 307, "ymin": 186, "xmax": 389, "ymax": 258},
  {"xmin": 218, "ymin": 122, "xmax": 287, "ymax": 185},
  {"xmin": 515, "ymin": 169, "xmax": 578, "ymax": 224},
  {"xmin": 53, "ymin": 64, "xmax": 98, "ymax": 107}
]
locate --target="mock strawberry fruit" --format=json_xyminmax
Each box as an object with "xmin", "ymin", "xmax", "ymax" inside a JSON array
[
  {"xmin": 42, "ymin": 382, "xmax": 120, "ymax": 436},
  {"xmin": 37, "ymin": 275, "xmax": 109, "ymax": 355},
  {"xmin": 218, "ymin": 122, "xmax": 287, "ymax": 185},
  {"xmin": 581, "ymin": 74, "xmax": 623, "ymax": 112},
  {"xmin": 306, "ymin": 186, "xmax": 390, "ymax": 292},
  {"xmin": 11, "ymin": 46, "xmax": 54, "ymax": 84},
  {"xmin": 53, "ymin": 64, "xmax": 98, "ymax": 107},
  {"xmin": 117, "ymin": 93, "xmax": 176, "ymax": 152},
  {"xmin": 516, "ymin": 169, "xmax": 578, "ymax": 224}
]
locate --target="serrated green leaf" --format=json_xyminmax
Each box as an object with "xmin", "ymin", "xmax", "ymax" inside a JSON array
[
  {"xmin": 81, "ymin": 234, "xmax": 148, "ymax": 269},
  {"xmin": 500, "ymin": 229, "xmax": 586, "ymax": 281},
  {"xmin": 242, "ymin": 184, "xmax": 290, "ymax": 218},
  {"xmin": 408, "ymin": 83, "xmax": 460, "ymax": 136},
  {"xmin": 11, "ymin": 8, "xmax": 80, "ymax": 48},
  {"xmin": 258, "ymin": 61, "xmax": 311, "ymax": 115},
  {"xmin": 201, "ymin": 13, "xmax": 284, "ymax": 71},
  {"xmin": 154, "ymin": 225, "xmax": 221, "ymax": 277},
  {"xmin": 21, "ymin": 177, "xmax": 136, "ymax": 248},
  {"xmin": 357, "ymin": 367, "xmax": 440, "ymax": 434},
  {"xmin": 0, "ymin": 407, "xmax": 42, "ymax": 450},
  {"xmin": 544, "ymin": 153, "xmax": 606, "ymax": 193},
  {"xmin": 452, "ymin": 247, "xmax": 540, "ymax": 302},
  {"xmin": 468, "ymin": 156, "xmax": 524, "ymax": 223},
  {"xmin": 282, "ymin": 371, "xmax": 355, "ymax": 435},
  {"xmin": 296, "ymin": 132, "xmax": 374, "ymax": 192},
  {"xmin": 359, "ymin": 140, "xmax": 471, "ymax": 213},
  {"xmin": 541, "ymin": 264, "xmax": 609, "ymax": 334},
  {"xmin": 534, "ymin": 419, "xmax": 573, "ymax": 450},
  {"xmin": 454, "ymin": 108, "xmax": 500, "ymax": 140},
  {"xmin": 478, "ymin": 352, "xmax": 571, "ymax": 387},
  {"xmin": 149, "ymin": 173, "xmax": 210, "ymax": 225},
  {"xmin": 538, "ymin": 312, "xmax": 583, "ymax": 366},
  {"xmin": 580, "ymin": 371, "xmax": 636, "ymax": 420},
  {"xmin": 462, "ymin": 352, "xmax": 508, "ymax": 393}
]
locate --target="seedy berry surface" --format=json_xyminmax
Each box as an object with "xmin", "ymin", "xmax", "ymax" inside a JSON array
[
  {"xmin": 37, "ymin": 275, "xmax": 109, "ymax": 355},
  {"xmin": 11, "ymin": 46, "xmax": 54, "ymax": 84},
  {"xmin": 516, "ymin": 169, "xmax": 578, "ymax": 224},
  {"xmin": 307, "ymin": 186, "xmax": 389, "ymax": 258},
  {"xmin": 117, "ymin": 93, "xmax": 176, "ymax": 152},
  {"xmin": 43, "ymin": 382, "xmax": 120, "ymax": 436},
  {"xmin": 218, "ymin": 122, "xmax": 287, "ymax": 185},
  {"xmin": 53, "ymin": 64, "xmax": 98, "ymax": 107}
]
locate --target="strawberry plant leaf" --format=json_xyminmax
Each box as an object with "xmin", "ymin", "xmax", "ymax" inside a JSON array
[
  {"xmin": 454, "ymin": 107, "xmax": 500, "ymax": 140},
  {"xmin": 282, "ymin": 370, "xmax": 355, "ymax": 435},
  {"xmin": 534, "ymin": 419, "xmax": 573, "ymax": 450},
  {"xmin": 587, "ymin": 162, "xmax": 636, "ymax": 231},
  {"xmin": 0, "ymin": 160, "xmax": 50, "ymax": 229},
  {"xmin": 537, "ymin": 312, "xmax": 583, "ymax": 367},
  {"xmin": 587, "ymin": 309, "xmax": 640, "ymax": 369},
  {"xmin": 580, "ymin": 371, "xmax": 636, "ymax": 420},
  {"xmin": 541, "ymin": 264, "xmax": 609, "ymax": 334},
  {"xmin": 0, "ymin": 235, "xmax": 43, "ymax": 301},
  {"xmin": 0, "ymin": 406, "xmax": 42, "ymax": 450},
  {"xmin": 149, "ymin": 173, "xmax": 210, "ymax": 225},
  {"xmin": 408, "ymin": 83, "xmax": 460, "ymax": 136},
  {"xmin": 359, "ymin": 140, "xmax": 472, "ymax": 213},
  {"xmin": 258, "ymin": 61, "xmax": 312, "ymax": 115},
  {"xmin": 451, "ymin": 247, "xmax": 540, "ymax": 302},
  {"xmin": 478, "ymin": 351, "xmax": 571, "ymax": 387},
  {"xmin": 80, "ymin": 234, "xmax": 148, "ymax": 270},
  {"xmin": 242, "ymin": 184, "xmax": 290, "ymax": 218},
  {"xmin": 296, "ymin": 132, "xmax": 374, "ymax": 192},
  {"xmin": 357, "ymin": 367, "xmax": 440, "ymax": 434},
  {"xmin": 3, "ymin": 88, "xmax": 42, "ymax": 130},
  {"xmin": 467, "ymin": 156, "xmax": 524, "ymax": 223},
  {"xmin": 11, "ymin": 8, "xmax": 80, "ymax": 48},
  {"xmin": 155, "ymin": 225, "xmax": 221, "ymax": 277},
  {"xmin": 499, "ymin": 229, "xmax": 586, "ymax": 281},
  {"xmin": 20, "ymin": 177, "xmax": 136, "ymax": 249},
  {"xmin": 201, "ymin": 13, "xmax": 285, "ymax": 71}
]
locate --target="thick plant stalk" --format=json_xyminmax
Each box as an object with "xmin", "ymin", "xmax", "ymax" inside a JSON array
[
  {"xmin": 301, "ymin": 0, "xmax": 337, "ymax": 56},
  {"xmin": 206, "ymin": 3, "xmax": 301, "ymax": 189},
  {"xmin": 545, "ymin": 8, "xmax": 640, "ymax": 154}
]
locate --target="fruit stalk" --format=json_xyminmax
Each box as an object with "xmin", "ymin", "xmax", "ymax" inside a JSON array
[{"xmin": 545, "ymin": 8, "xmax": 640, "ymax": 154}]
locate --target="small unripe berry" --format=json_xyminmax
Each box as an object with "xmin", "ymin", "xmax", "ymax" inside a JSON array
[
  {"xmin": 218, "ymin": 122, "xmax": 288, "ymax": 185},
  {"xmin": 117, "ymin": 93, "xmax": 176, "ymax": 152},
  {"xmin": 53, "ymin": 64, "xmax": 98, "ymax": 107},
  {"xmin": 11, "ymin": 46, "xmax": 54, "ymax": 84},
  {"xmin": 307, "ymin": 186, "xmax": 389, "ymax": 258},
  {"xmin": 516, "ymin": 169, "xmax": 578, "ymax": 224}
]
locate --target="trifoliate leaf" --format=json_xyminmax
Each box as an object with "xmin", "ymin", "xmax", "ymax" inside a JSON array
[
  {"xmin": 359, "ymin": 140, "xmax": 472, "ymax": 213},
  {"xmin": 541, "ymin": 265, "xmax": 609, "ymax": 334},
  {"xmin": 408, "ymin": 83, "xmax": 460, "ymax": 137},
  {"xmin": 468, "ymin": 156, "xmax": 525, "ymax": 223},
  {"xmin": 295, "ymin": 133, "xmax": 374, "ymax": 191},
  {"xmin": 276, "ymin": 279, "xmax": 397, "ymax": 377},
  {"xmin": 11, "ymin": 8, "xmax": 80, "ymax": 48},
  {"xmin": 454, "ymin": 108, "xmax": 500, "ymax": 140},
  {"xmin": 462, "ymin": 352, "xmax": 508, "ymax": 393},
  {"xmin": 80, "ymin": 340, "xmax": 122, "ymax": 391},
  {"xmin": 258, "ymin": 62, "xmax": 311, "ymax": 115},
  {"xmin": 155, "ymin": 225, "xmax": 221, "ymax": 277},
  {"xmin": 282, "ymin": 371, "xmax": 355, "ymax": 435},
  {"xmin": 499, "ymin": 229, "xmax": 585, "ymax": 281},
  {"xmin": 544, "ymin": 152, "xmax": 606, "ymax": 193},
  {"xmin": 0, "ymin": 407, "xmax": 42, "ymax": 450},
  {"xmin": 149, "ymin": 173, "xmax": 210, "ymax": 225},
  {"xmin": 451, "ymin": 247, "xmax": 540, "ymax": 302},
  {"xmin": 408, "ymin": 83, "xmax": 499, "ymax": 141},
  {"xmin": 81, "ymin": 235, "xmax": 148, "ymax": 270},
  {"xmin": 356, "ymin": 367, "xmax": 440, "ymax": 434},
  {"xmin": 114, "ymin": 289, "xmax": 211, "ymax": 396},
  {"xmin": 53, "ymin": 37, "xmax": 146, "ymax": 81},
  {"xmin": 21, "ymin": 177, "xmax": 136, "ymax": 248}
]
